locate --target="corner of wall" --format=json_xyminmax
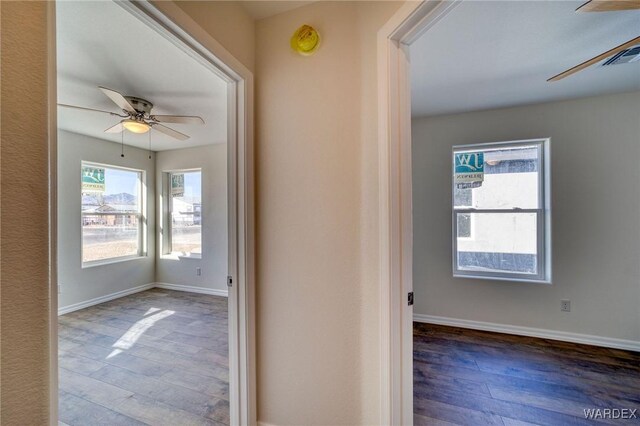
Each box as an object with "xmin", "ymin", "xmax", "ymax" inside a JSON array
[{"xmin": 172, "ymin": 0, "xmax": 255, "ymax": 73}]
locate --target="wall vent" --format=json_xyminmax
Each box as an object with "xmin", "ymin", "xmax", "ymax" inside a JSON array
[{"xmin": 602, "ymin": 45, "xmax": 640, "ymax": 66}]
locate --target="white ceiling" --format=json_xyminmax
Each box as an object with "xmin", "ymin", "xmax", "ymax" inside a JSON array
[
  {"xmin": 240, "ymin": 1, "xmax": 313, "ymax": 20},
  {"xmin": 56, "ymin": 1, "xmax": 228, "ymax": 151},
  {"xmin": 410, "ymin": 1, "xmax": 640, "ymax": 117}
]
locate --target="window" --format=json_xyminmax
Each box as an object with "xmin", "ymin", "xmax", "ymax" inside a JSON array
[
  {"xmin": 168, "ymin": 170, "xmax": 202, "ymax": 257},
  {"xmin": 81, "ymin": 163, "xmax": 144, "ymax": 265},
  {"xmin": 452, "ymin": 139, "xmax": 550, "ymax": 282}
]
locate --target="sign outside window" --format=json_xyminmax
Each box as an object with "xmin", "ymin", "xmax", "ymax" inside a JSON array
[
  {"xmin": 81, "ymin": 166, "xmax": 105, "ymax": 193},
  {"xmin": 454, "ymin": 152, "xmax": 484, "ymax": 189},
  {"xmin": 171, "ymin": 173, "xmax": 184, "ymax": 197}
]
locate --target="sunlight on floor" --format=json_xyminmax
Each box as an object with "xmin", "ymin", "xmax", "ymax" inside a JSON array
[{"xmin": 107, "ymin": 309, "xmax": 175, "ymax": 358}]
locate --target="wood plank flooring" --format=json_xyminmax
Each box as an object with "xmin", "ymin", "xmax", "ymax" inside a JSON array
[
  {"xmin": 414, "ymin": 323, "xmax": 640, "ymax": 426},
  {"xmin": 58, "ymin": 288, "xmax": 229, "ymax": 426}
]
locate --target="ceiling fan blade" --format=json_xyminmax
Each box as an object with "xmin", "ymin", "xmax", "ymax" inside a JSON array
[
  {"xmin": 104, "ymin": 121, "xmax": 124, "ymax": 133},
  {"xmin": 152, "ymin": 123, "xmax": 190, "ymax": 141},
  {"xmin": 548, "ymin": 36, "xmax": 640, "ymax": 82},
  {"xmin": 576, "ymin": 0, "xmax": 640, "ymax": 12},
  {"xmin": 151, "ymin": 115, "xmax": 205, "ymax": 125},
  {"xmin": 99, "ymin": 86, "xmax": 137, "ymax": 114},
  {"xmin": 58, "ymin": 103, "xmax": 120, "ymax": 116}
]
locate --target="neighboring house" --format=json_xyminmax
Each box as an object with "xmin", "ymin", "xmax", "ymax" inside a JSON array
[
  {"xmin": 81, "ymin": 194, "xmax": 139, "ymax": 226},
  {"xmin": 172, "ymin": 197, "xmax": 201, "ymax": 226}
]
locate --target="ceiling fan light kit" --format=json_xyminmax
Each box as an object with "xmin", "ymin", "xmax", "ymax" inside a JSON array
[
  {"xmin": 58, "ymin": 86, "xmax": 205, "ymax": 141},
  {"xmin": 122, "ymin": 119, "xmax": 150, "ymax": 134}
]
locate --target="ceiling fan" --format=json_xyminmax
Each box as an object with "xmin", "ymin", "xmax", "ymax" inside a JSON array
[
  {"xmin": 548, "ymin": 0, "xmax": 640, "ymax": 81},
  {"xmin": 576, "ymin": 0, "xmax": 640, "ymax": 12},
  {"xmin": 58, "ymin": 86, "xmax": 205, "ymax": 141}
]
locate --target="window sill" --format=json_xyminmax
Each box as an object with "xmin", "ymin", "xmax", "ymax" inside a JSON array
[
  {"xmin": 82, "ymin": 255, "xmax": 146, "ymax": 269},
  {"xmin": 453, "ymin": 273, "xmax": 551, "ymax": 285},
  {"xmin": 161, "ymin": 253, "xmax": 202, "ymax": 260}
]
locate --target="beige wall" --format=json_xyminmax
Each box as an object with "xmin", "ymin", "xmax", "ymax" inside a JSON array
[
  {"xmin": 412, "ymin": 92, "xmax": 640, "ymax": 343},
  {"xmin": 255, "ymin": 2, "xmax": 402, "ymax": 424},
  {"xmin": 0, "ymin": 1, "xmax": 51, "ymax": 424},
  {"xmin": 173, "ymin": 0, "xmax": 255, "ymax": 73}
]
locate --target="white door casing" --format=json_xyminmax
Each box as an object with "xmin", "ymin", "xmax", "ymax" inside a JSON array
[{"xmin": 377, "ymin": 1, "xmax": 462, "ymax": 424}]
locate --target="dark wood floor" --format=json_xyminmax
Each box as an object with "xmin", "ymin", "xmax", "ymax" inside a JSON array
[
  {"xmin": 414, "ymin": 323, "xmax": 640, "ymax": 425},
  {"xmin": 58, "ymin": 288, "xmax": 229, "ymax": 426}
]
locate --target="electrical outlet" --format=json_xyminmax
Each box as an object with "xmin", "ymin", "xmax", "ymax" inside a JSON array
[
  {"xmin": 561, "ymin": 300, "xmax": 570, "ymax": 312},
  {"xmin": 196, "ymin": 267, "xmax": 202, "ymax": 276}
]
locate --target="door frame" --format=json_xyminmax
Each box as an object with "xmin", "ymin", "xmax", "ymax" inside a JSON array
[
  {"xmin": 47, "ymin": 1, "xmax": 256, "ymax": 424},
  {"xmin": 377, "ymin": 1, "xmax": 462, "ymax": 424}
]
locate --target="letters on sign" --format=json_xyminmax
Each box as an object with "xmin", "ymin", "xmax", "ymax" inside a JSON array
[
  {"xmin": 82, "ymin": 166, "xmax": 106, "ymax": 193},
  {"xmin": 455, "ymin": 152, "xmax": 484, "ymax": 189}
]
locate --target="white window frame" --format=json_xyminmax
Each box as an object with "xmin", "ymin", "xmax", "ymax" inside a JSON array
[
  {"xmin": 166, "ymin": 168, "xmax": 202, "ymax": 258},
  {"xmin": 452, "ymin": 138, "xmax": 551, "ymax": 283},
  {"xmin": 81, "ymin": 162, "xmax": 145, "ymax": 267}
]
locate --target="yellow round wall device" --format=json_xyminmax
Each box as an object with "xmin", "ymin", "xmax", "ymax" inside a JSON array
[{"xmin": 291, "ymin": 24, "xmax": 320, "ymax": 56}]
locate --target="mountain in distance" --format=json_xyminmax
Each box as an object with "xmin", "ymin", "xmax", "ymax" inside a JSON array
[
  {"xmin": 105, "ymin": 193, "xmax": 137, "ymax": 204},
  {"xmin": 82, "ymin": 192, "xmax": 137, "ymax": 206}
]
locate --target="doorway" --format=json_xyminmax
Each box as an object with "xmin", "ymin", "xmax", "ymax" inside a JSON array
[
  {"xmin": 380, "ymin": 1, "xmax": 640, "ymax": 424},
  {"xmin": 50, "ymin": 1, "xmax": 255, "ymax": 424}
]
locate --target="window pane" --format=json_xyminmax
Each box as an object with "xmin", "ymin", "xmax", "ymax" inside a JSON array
[
  {"xmin": 454, "ymin": 145, "xmax": 539, "ymax": 209},
  {"xmin": 454, "ymin": 187, "xmax": 472, "ymax": 207},
  {"xmin": 82, "ymin": 168, "xmax": 140, "ymax": 213},
  {"xmin": 82, "ymin": 214, "xmax": 139, "ymax": 262},
  {"xmin": 456, "ymin": 212, "xmax": 537, "ymax": 275},
  {"xmin": 457, "ymin": 213, "xmax": 471, "ymax": 238},
  {"xmin": 171, "ymin": 171, "xmax": 202, "ymax": 256},
  {"xmin": 82, "ymin": 165, "xmax": 141, "ymax": 263}
]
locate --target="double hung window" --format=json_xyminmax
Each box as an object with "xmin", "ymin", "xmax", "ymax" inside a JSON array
[
  {"xmin": 452, "ymin": 139, "xmax": 551, "ymax": 282},
  {"xmin": 168, "ymin": 170, "xmax": 202, "ymax": 257},
  {"xmin": 81, "ymin": 163, "xmax": 144, "ymax": 265}
]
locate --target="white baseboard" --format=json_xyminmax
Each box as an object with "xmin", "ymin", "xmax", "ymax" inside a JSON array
[
  {"xmin": 154, "ymin": 282, "xmax": 228, "ymax": 297},
  {"xmin": 58, "ymin": 282, "xmax": 228, "ymax": 315},
  {"xmin": 58, "ymin": 283, "xmax": 155, "ymax": 316},
  {"xmin": 414, "ymin": 314, "xmax": 640, "ymax": 352}
]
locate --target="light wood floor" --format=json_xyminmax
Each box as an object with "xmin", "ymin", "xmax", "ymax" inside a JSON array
[
  {"xmin": 414, "ymin": 323, "xmax": 640, "ymax": 425},
  {"xmin": 58, "ymin": 288, "xmax": 229, "ymax": 426}
]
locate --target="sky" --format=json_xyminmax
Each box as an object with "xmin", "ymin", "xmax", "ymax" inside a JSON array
[
  {"xmin": 83, "ymin": 167, "xmax": 202, "ymax": 207},
  {"xmin": 182, "ymin": 171, "xmax": 202, "ymax": 200},
  {"xmin": 105, "ymin": 168, "xmax": 139, "ymax": 196},
  {"xmin": 101, "ymin": 168, "xmax": 201, "ymax": 200}
]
